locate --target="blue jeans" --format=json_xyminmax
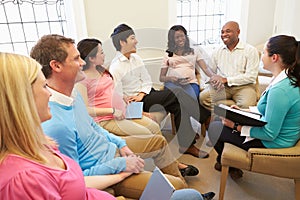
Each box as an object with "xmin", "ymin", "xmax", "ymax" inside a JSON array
[
  {"xmin": 171, "ymin": 189, "xmax": 203, "ymax": 200},
  {"xmin": 164, "ymin": 82, "xmax": 200, "ymax": 101}
]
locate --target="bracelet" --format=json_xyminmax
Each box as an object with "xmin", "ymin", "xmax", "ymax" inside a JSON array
[{"xmin": 112, "ymin": 107, "xmax": 115, "ymax": 114}]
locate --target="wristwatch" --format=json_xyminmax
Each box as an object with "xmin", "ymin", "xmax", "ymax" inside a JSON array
[{"xmin": 233, "ymin": 122, "xmax": 239, "ymax": 132}]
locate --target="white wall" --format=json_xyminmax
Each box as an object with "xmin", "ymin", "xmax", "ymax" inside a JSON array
[
  {"xmin": 225, "ymin": 0, "xmax": 247, "ymax": 41},
  {"xmin": 224, "ymin": 0, "xmax": 276, "ymax": 46},
  {"xmin": 274, "ymin": 0, "xmax": 300, "ymax": 40},
  {"xmin": 82, "ymin": 0, "xmax": 170, "ymax": 41},
  {"xmin": 81, "ymin": 0, "xmax": 174, "ymax": 62},
  {"xmin": 67, "ymin": 0, "xmax": 87, "ymax": 40},
  {"xmin": 244, "ymin": 0, "xmax": 300, "ymax": 44},
  {"xmin": 246, "ymin": 0, "xmax": 276, "ymax": 46},
  {"xmin": 74, "ymin": 0, "xmax": 299, "ymax": 54}
]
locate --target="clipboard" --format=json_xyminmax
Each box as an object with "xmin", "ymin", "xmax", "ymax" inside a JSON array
[
  {"xmin": 125, "ymin": 102, "xmax": 143, "ymax": 119},
  {"xmin": 214, "ymin": 104, "xmax": 267, "ymax": 126},
  {"xmin": 140, "ymin": 167, "xmax": 175, "ymax": 200}
]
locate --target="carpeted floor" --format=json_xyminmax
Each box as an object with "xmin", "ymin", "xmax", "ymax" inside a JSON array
[{"xmin": 160, "ymin": 131, "xmax": 295, "ymax": 200}]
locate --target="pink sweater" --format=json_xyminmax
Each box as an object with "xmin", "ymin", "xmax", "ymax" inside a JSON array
[
  {"xmin": 80, "ymin": 72, "xmax": 125, "ymax": 122},
  {"xmin": 0, "ymin": 150, "xmax": 116, "ymax": 200}
]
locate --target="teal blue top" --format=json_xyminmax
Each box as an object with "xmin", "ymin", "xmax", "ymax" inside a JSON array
[{"xmin": 250, "ymin": 77, "xmax": 300, "ymax": 148}]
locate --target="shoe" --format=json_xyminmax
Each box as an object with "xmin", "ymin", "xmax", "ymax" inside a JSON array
[
  {"xmin": 179, "ymin": 164, "xmax": 199, "ymax": 177},
  {"xmin": 179, "ymin": 145, "xmax": 209, "ymax": 158},
  {"xmin": 229, "ymin": 167, "xmax": 243, "ymax": 180},
  {"xmin": 201, "ymin": 192, "xmax": 215, "ymax": 200},
  {"xmin": 214, "ymin": 162, "xmax": 243, "ymax": 179},
  {"xmin": 214, "ymin": 162, "xmax": 222, "ymax": 171}
]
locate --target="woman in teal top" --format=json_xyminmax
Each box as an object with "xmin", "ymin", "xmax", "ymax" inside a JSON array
[{"xmin": 208, "ymin": 35, "xmax": 300, "ymax": 179}]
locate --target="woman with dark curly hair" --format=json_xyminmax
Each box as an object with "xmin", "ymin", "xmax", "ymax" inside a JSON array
[{"xmin": 160, "ymin": 25, "xmax": 215, "ymax": 100}]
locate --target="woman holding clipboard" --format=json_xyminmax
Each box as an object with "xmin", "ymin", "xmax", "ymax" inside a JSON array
[{"xmin": 208, "ymin": 35, "xmax": 300, "ymax": 179}]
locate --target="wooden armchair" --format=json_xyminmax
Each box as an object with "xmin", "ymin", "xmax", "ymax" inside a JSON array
[{"xmin": 218, "ymin": 139, "xmax": 300, "ymax": 200}]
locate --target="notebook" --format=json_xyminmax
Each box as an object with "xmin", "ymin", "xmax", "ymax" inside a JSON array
[
  {"xmin": 214, "ymin": 104, "xmax": 267, "ymax": 126},
  {"xmin": 125, "ymin": 102, "xmax": 143, "ymax": 119},
  {"xmin": 140, "ymin": 167, "xmax": 175, "ymax": 200}
]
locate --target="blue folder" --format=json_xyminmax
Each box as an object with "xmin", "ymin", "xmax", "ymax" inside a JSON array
[{"xmin": 125, "ymin": 102, "xmax": 143, "ymax": 119}]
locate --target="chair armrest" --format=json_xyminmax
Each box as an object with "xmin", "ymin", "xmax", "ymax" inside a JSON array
[
  {"xmin": 248, "ymin": 140, "xmax": 300, "ymax": 156},
  {"xmin": 248, "ymin": 140, "xmax": 300, "ymax": 178}
]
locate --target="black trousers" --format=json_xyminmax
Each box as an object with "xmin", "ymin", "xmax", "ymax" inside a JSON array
[
  {"xmin": 207, "ymin": 120, "xmax": 265, "ymax": 163},
  {"xmin": 142, "ymin": 88, "xmax": 211, "ymax": 148}
]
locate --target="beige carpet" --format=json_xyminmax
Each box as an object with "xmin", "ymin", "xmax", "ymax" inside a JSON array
[{"xmin": 161, "ymin": 131, "xmax": 295, "ymax": 200}]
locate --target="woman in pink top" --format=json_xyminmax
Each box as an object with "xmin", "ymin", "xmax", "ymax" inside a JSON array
[
  {"xmin": 160, "ymin": 25, "xmax": 215, "ymax": 100},
  {"xmin": 76, "ymin": 38, "xmax": 162, "ymax": 136},
  {"xmin": 0, "ymin": 53, "xmax": 116, "ymax": 200}
]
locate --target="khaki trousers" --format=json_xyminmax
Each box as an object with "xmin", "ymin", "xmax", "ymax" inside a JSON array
[
  {"xmin": 99, "ymin": 116, "xmax": 162, "ymax": 136},
  {"xmin": 200, "ymin": 83, "xmax": 257, "ymax": 110}
]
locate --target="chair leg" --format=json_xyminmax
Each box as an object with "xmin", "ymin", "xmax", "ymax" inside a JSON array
[
  {"xmin": 201, "ymin": 122, "xmax": 206, "ymax": 137},
  {"xmin": 219, "ymin": 165, "xmax": 229, "ymax": 200},
  {"xmin": 295, "ymin": 179, "xmax": 300, "ymax": 200},
  {"xmin": 170, "ymin": 113, "xmax": 176, "ymax": 135}
]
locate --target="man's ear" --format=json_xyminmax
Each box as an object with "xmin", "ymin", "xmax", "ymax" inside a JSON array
[
  {"xmin": 120, "ymin": 40, "xmax": 126, "ymax": 48},
  {"xmin": 49, "ymin": 60, "xmax": 62, "ymax": 72}
]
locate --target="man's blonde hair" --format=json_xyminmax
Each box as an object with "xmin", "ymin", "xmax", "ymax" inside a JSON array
[{"xmin": 0, "ymin": 52, "xmax": 49, "ymax": 163}]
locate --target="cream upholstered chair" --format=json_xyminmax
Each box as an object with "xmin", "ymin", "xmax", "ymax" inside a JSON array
[{"xmin": 218, "ymin": 139, "xmax": 300, "ymax": 200}]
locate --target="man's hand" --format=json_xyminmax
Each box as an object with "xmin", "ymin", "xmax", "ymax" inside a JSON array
[
  {"xmin": 209, "ymin": 75, "xmax": 225, "ymax": 91},
  {"xmin": 124, "ymin": 155, "xmax": 145, "ymax": 173},
  {"xmin": 125, "ymin": 92, "xmax": 145, "ymax": 103},
  {"xmin": 127, "ymin": 95, "xmax": 142, "ymax": 102},
  {"xmin": 120, "ymin": 146, "xmax": 134, "ymax": 157},
  {"xmin": 120, "ymin": 146, "xmax": 144, "ymax": 173}
]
